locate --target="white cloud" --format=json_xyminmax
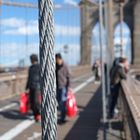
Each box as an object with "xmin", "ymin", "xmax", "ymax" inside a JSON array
[
  {"xmin": 0, "ymin": 18, "xmax": 25, "ymax": 27},
  {"xmin": 1, "ymin": 17, "xmax": 80, "ymax": 36},
  {"xmin": 55, "ymin": 4, "xmax": 63, "ymax": 9},
  {"xmin": 1, "ymin": 42, "xmax": 39, "ymax": 57},
  {"xmin": 92, "ymin": 23, "xmax": 106, "ymax": 36},
  {"xmin": 115, "ymin": 22, "xmax": 130, "ymax": 36},
  {"xmin": 4, "ymin": 24, "xmax": 38, "ymax": 35},
  {"xmin": 0, "ymin": 42, "xmax": 81, "ymax": 66},
  {"xmin": 1, "ymin": 18, "xmax": 38, "ymax": 35},
  {"xmin": 115, "ymin": 27, "xmax": 130, "ymax": 36},
  {"xmin": 55, "ymin": 24, "xmax": 80, "ymax": 36},
  {"xmin": 0, "ymin": 42, "xmax": 39, "ymax": 66},
  {"xmin": 64, "ymin": 0, "xmax": 78, "ymax": 6},
  {"xmin": 114, "ymin": 37, "xmax": 129, "ymax": 45}
]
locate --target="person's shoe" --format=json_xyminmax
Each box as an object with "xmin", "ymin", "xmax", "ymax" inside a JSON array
[
  {"xmin": 58, "ymin": 119, "xmax": 67, "ymax": 125},
  {"xmin": 61, "ymin": 120, "xmax": 66, "ymax": 123},
  {"xmin": 35, "ymin": 115, "xmax": 41, "ymax": 122}
]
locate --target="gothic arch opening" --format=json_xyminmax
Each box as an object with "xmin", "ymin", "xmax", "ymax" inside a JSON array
[
  {"xmin": 114, "ymin": 22, "xmax": 132, "ymax": 63},
  {"xmin": 91, "ymin": 22, "xmax": 107, "ymax": 64}
]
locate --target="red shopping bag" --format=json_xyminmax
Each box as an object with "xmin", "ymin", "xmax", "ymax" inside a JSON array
[
  {"xmin": 66, "ymin": 89, "xmax": 78, "ymax": 117},
  {"xmin": 20, "ymin": 92, "xmax": 29, "ymax": 114}
]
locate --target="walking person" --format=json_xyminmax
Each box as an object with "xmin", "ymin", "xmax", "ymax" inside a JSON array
[
  {"xmin": 26, "ymin": 54, "xmax": 41, "ymax": 122},
  {"xmin": 55, "ymin": 53, "xmax": 70, "ymax": 123},
  {"xmin": 92, "ymin": 59, "xmax": 101, "ymax": 81},
  {"xmin": 108, "ymin": 57, "xmax": 128, "ymax": 119}
]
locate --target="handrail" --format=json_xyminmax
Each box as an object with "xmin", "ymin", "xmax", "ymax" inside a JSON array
[
  {"xmin": 129, "ymin": 69, "xmax": 140, "ymax": 76},
  {"xmin": 0, "ymin": 71, "xmax": 27, "ymax": 82},
  {"xmin": 0, "ymin": 65, "xmax": 91, "ymax": 82},
  {"xmin": 120, "ymin": 71, "xmax": 140, "ymax": 139}
]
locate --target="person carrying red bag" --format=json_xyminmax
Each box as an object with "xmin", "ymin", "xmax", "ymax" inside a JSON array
[
  {"xmin": 20, "ymin": 92, "xmax": 29, "ymax": 114},
  {"xmin": 56, "ymin": 53, "xmax": 71, "ymax": 124},
  {"xmin": 66, "ymin": 89, "xmax": 78, "ymax": 118},
  {"xmin": 26, "ymin": 54, "xmax": 41, "ymax": 122}
]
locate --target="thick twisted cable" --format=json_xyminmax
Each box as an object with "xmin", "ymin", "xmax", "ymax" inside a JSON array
[{"xmin": 38, "ymin": 0, "xmax": 57, "ymax": 140}]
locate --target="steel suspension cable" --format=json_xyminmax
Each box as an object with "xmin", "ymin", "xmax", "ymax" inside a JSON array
[{"xmin": 38, "ymin": 0, "xmax": 57, "ymax": 140}]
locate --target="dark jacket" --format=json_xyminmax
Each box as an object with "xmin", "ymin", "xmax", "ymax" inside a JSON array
[
  {"xmin": 26, "ymin": 63, "xmax": 40, "ymax": 90},
  {"xmin": 110, "ymin": 64, "xmax": 126, "ymax": 86},
  {"xmin": 56, "ymin": 63, "xmax": 70, "ymax": 89}
]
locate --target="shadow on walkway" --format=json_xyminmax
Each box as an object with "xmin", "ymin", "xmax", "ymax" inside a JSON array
[
  {"xmin": 0, "ymin": 109, "xmax": 32, "ymax": 120},
  {"xmin": 64, "ymin": 86, "xmax": 102, "ymax": 140}
]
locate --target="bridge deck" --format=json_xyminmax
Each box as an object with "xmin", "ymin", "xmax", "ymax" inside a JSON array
[
  {"xmin": 58, "ymin": 82, "xmax": 122, "ymax": 140},
  {"xmin": 0, "ymin": 69, "xmax": 123, "ymax": 140},
  {"xmin": 0, "ymin": 76, "xmax": 120, "ymax": 140}
]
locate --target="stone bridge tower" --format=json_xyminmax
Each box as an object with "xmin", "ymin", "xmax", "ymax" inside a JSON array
[
  {"xmin": 80, "ymin": 0, "xmax": 140, "ymax": 65},
  {"xmin": 79, "ymin": 0, "xmax": 98, "ymax": 65}
]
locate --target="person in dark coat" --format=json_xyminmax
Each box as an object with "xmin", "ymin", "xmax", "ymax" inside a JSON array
[
  {"xmin": 92, "ymin": 59, "xmax": 101, "ymax": 81},
  {"xmin": 26, "ymin": 54, "xmax": 41, "ymax": 122},
  {"xmin": 55, "ymin": 53, "xmax": 70, "ymax": 123},
  {"xmin": 108, "ymin": 57, "xmax": 128, "ymax": 119}
]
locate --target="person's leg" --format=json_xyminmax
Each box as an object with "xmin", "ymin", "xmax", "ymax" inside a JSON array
[
  {"xmin": 57, "ymin": 89, "xmax": 61, "ymax": 105},
  {"xmin": 29, "ymin": 89, "xmax": 35, "ymax": 114},
  {"xmin": 109, "ymin": 85, "xmax": 119, "ymax": 118},
  {"xmin": 33, "ymin": 90, "xmax": 41, "ymax": 121},
  {"xmin": 57, "ymin": 89, "xmax": 62, "ymax": 110},
  {"xmin": 60, "ymin": 101, "xmax": 66, "ymax": 122},
  {"xmin": 109, "ymin": 95, "xmax": 116, "ymax": 118},
  {"xmin": 95, "ymin": 68, "xmax": 98, "ymax": 80},
  {"xmin": 60, "ymin": 87, "xmax": 67, "ymax": 123}
]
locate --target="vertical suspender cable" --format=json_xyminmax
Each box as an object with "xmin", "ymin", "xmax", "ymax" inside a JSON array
[
  {"xmin": 99, "ymin": 0, "xmax": 107, "ymax": 123},
  {"xmin": 65, "ymin": 6, "xmax": 69, "ymax": 64},
  {"xmin": 55, "ymin": 8, "xmax": 62, "ymax": 53},
  {"xmin": 99, "ymin": 0, "xmax": 107, "ymax": 139},
  {"xmin": 67, "ymin": 6, "xmax": 70, "ymax": 65},
  {"xmin": 120, "ymin": 2, "xmax": 124, "ymax": 57},
  {"xmin": 59, "ymin": 9, "xmax": 63, "ymax": 53},
  {"xmin": 107, "ymin": 0, "xmax": 114, "ymax": 62},
  {"xmin": 38, "ymin": 0, "xmax": 57, "ymax": 140},
  {"xmin": 25, "ymin": 7, "xmax": 29, "ymax": 65},
  {"xmin": 104, "ymin": 2, "xmax": 110, "ymax": 97},
  {"xmin": 74, "ymin": 7, "xmax": 78, "ymax": 65},
  {"xmin": 0, "ymin": 2, "xmax": 1, "ymax": 66}
]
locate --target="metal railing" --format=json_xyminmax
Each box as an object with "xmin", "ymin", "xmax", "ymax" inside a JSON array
[
  {"xmin": 119, "ymin": 70, "xmax": 140, "ymax": 140},
  {"xmin": 0, "ymin": 66, "xmax": 91, "ymax": 100},
  {"xmin": 0, "ymin": 70, "xmax": 28, "ymax": 100}
]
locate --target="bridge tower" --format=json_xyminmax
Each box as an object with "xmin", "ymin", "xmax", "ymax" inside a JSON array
[
  {"xmin": 80, "ymin": 0, "xmax": 140, "ymax": 65},
  {"xmin": 79, "ymin": 0, "xmax": 98, "ymax": 65},
  {"xmin": 133, "ymin": 0, "xmax": 140, "ymax": 64},
  {"xmin": 123, "ymin": 0, "xmax": 140, "ymax": 64}
]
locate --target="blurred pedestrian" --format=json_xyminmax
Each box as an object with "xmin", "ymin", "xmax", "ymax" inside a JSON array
[
  {"xmin": 55, "ymin": 53, "xmax": 70, "ymax": 123},
  {"xmin": 108, "ymin": 57, "xmax": 128, "ymax": 119},
  {"xmin": 92, "ymin": 59, "xmax": 101, "ymax": 81},
  {"xmin": 110, "ymin": 57, "xmax": 120, "ymax": 76},
  {"xmin": 26, "ymin": 54, "xmax": 41, "ymax": 122}
]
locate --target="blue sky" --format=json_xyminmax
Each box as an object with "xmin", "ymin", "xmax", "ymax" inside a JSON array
[
  {"xmin": 0, "ymin": 0, "xmax": 81, "ymax": 66},
  {"xmin": 0, "ymin": 0, "xmax": 39, "ymax": 66},
  {"xmin": 0, "ymin": 0, "xmax": 131, "ymax": 66}
]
